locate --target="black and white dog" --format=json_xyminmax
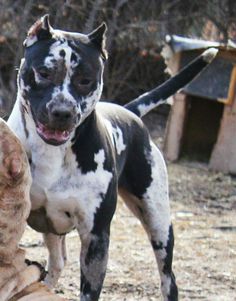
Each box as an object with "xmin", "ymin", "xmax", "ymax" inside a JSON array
[{"xmin": 8, "ymin": 15, "xmax": 217, "ymax": 301}]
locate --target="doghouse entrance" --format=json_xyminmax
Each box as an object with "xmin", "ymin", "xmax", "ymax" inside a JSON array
[{"xmin": 180, "ymin": 96, "xmax": 224, "ymax": 162}]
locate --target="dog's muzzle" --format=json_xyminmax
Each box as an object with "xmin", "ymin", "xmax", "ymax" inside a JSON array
[{"xmin": 36, "ymin": 100, "xmax": 79, "ymax": 145}]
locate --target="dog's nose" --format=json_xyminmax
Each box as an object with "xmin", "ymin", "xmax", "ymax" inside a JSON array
[{"xmin": 51, "ymin": 108, "xmax": 73, "ymax": 123}]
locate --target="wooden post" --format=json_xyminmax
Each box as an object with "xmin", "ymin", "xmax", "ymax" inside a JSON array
[
  {"xmin": 163, "ymin": 92, "xmax": 188, "ymax": 161},
  {"xmin": 209, "ymin": 91, "xmax": 236, "ymax": 174}
]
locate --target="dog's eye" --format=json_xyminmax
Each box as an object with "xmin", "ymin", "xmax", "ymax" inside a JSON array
[
  {"xmin": 73, "ymin": 76, "xmax": 93, "ymax": 95},
  {"xmin": 78, "ymin": 79, "xmax": 91, "ymax": 86},
  {"xmin": 34, "ymin": 67, "xmax": 52, "ymax": 82},
  {"xmin": 37, "ymin": 68, "xmax": 50, "ymax": 80}
]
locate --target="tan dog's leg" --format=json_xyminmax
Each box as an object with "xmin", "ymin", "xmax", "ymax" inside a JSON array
[{"xmin": 11, "ymin": 282, "xmax": 66, "ymax": 300}]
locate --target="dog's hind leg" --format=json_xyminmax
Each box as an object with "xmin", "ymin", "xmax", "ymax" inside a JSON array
[
  {"xmin": 119, "ymin": 141, "xmax": 178, "ymax": 301},
  {"xmin": 43, "ymin": 234, "xmax": 67, "ymax": 288}
]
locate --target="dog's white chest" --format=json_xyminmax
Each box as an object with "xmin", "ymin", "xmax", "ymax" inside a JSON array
[{"xmin": 30, "ymin": 145, "xmax": 112, "ymax": 235}]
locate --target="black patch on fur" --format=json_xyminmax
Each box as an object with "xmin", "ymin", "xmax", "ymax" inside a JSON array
[
  {"xmin": 70, "ymin": 52, "xmax": 77, "ymax": 62},
  {"xmin": 37, "ymin": 28, "xmax": 52, "ymax": 42},
  {"xmin": 163, "ymin": 225, "xmax": 174, "ymax": 275},
  {"xmin": 92, "ymin": 189, "xmax": 117, "ymax": 236},
  {"xmin": 71, "ymin": 112, "xmax": 110, "ymax": 173},
  {"xmin": 167, "ymin": 272, "xmax": 178, "ymax": 301},
  {"xmin": 163, "ymin": 225, "xmax": 178, "ymax": 301},
  {"xmin": 59, "ymin": 49, "xmax": 66, "ymax": 57},
  {"xmin": 120, "ymin": 128, "xmax": 152, "ymax": 198},
  {"xmin": 71, "ymin": 126, "xmax": 99, "ymax": 172},
  {"xmin": 151, "ymin": 240, "xmax": 163, "ymax": 250},
  {"xmin": 85, "ymin": 233, "xmax": 108, "ymax": 266}
]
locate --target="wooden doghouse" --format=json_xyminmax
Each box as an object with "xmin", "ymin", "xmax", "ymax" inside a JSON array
[{"xmin": 163, "ymin": 35, "xmax": 236, "ymax": 174}]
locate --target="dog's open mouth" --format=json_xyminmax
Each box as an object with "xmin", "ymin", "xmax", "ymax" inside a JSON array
[{"xmin": 36, "ymin": 122, "xmax": 72, "ymax": 145}]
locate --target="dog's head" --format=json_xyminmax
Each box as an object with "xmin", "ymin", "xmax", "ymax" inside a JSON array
[{"xmin": 19, "ymin": 15, "xmax": 107, "ymax": 145}]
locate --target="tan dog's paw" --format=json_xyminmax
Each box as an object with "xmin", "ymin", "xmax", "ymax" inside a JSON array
[{"xmin": 25, "ymin": 259, "xmax": 47, "ymax": 281}]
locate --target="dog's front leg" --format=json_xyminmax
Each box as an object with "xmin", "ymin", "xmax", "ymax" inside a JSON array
[
  {"xmin": 79, "ymin": 230, "xmax": 110, "ymax": 301},
  {"xmin": 43, "ymin": 233, "xmax": 67, "ymax": 288},
  {"xmin": 77, "ymin": 171, "xmax": 117, "ymax": 301}
]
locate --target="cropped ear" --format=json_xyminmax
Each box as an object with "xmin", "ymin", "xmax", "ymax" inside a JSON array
[
  {"xmin": 24, "ymin": 14, "xmax": 53, "ymax": 47},
  {"xmin": 88, "ymin": 23, "xmax": 108, "ymax": 60}
]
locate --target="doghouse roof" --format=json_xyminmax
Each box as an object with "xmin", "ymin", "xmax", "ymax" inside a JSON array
[
  {"xmin": 163, "ymin": 35, "xmax": 236, "ymax": 104},
  {"xmin": 165, "ymin": 35, "xmax": 236, "ymax": 53}
]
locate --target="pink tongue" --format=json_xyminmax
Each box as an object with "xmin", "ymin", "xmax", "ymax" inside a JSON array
[
  {"xmin": 48, "ymin": 130, "xmax": 68, "ymax": 141},
  {"xmin": 37, "ymin": 124, "xmax": 70, "ymax": 142}
]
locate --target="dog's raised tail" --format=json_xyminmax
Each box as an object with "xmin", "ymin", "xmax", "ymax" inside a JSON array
[{"xmin": 124, "ymin": 48, "xmax": 218, "ymax": 117}]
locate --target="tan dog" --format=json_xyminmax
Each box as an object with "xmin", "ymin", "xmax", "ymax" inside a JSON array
[{"xmin": 0, "ymin": 118, "xmax": 66, "ymax": 301}]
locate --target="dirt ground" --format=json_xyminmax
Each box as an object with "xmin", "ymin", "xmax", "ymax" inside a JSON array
[{"xmin": 20, "ymin": 112, "xmax": 236, "ymax": 301}]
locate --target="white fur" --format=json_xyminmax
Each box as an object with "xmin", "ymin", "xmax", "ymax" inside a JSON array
[
  {"xmin": 103, "ymin": 120, "xmax": 126, "ymax": 155},
  {"xmin": 161, "ymin": 274, "xmax": 171, "ymax": 301},
  {"xmin": 144, "ymin": 141, "xmax": 170, "ymax": 247},
  {"xmin": 7, "ymin": 98, "xmax": 29, "ymax": 149},
  {"xmin": 143, "ymin": 142, "xmax": 173, "ymax": 299},
  {"xmin": 24, "ymin": 35, "xmax": 38, "ymax": 47},
  {"xmin": 44, "ymin": 40, "xmax": 80, "ymax": 73},
  {"xmin": 138, "ymin": 99, "xmax": 166, "ymax": 117},
  {"xmin": 112, "ymin": 126, "xmax": 126, "ymax": 155},
  {"xmin": 19, "ymin": 71, "xmax": 30, "ymax": 92},
  {"xmin": 48, "ymin": 148, "xmax": 111, "ymax": 228},
  {"xmin": 32, "ymin": 144, "xmax": 112, "ymax": 236},
  {"xmin": 103, "ymin": 119, "xmax": 114, "ymax": 145},
  {"xmin": 52, "ymin": 30, "xmax": 90, "ymax": 44}
]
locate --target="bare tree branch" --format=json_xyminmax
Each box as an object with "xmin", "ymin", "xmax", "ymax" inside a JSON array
[{"xmin": 83, "ymin": 0, "xmax": 105, "ymax": 33}]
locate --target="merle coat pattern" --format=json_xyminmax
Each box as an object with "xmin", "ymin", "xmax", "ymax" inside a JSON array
[{"xmin": 8, "ymin": 15, "xmax": 217, "ymax": 301}]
